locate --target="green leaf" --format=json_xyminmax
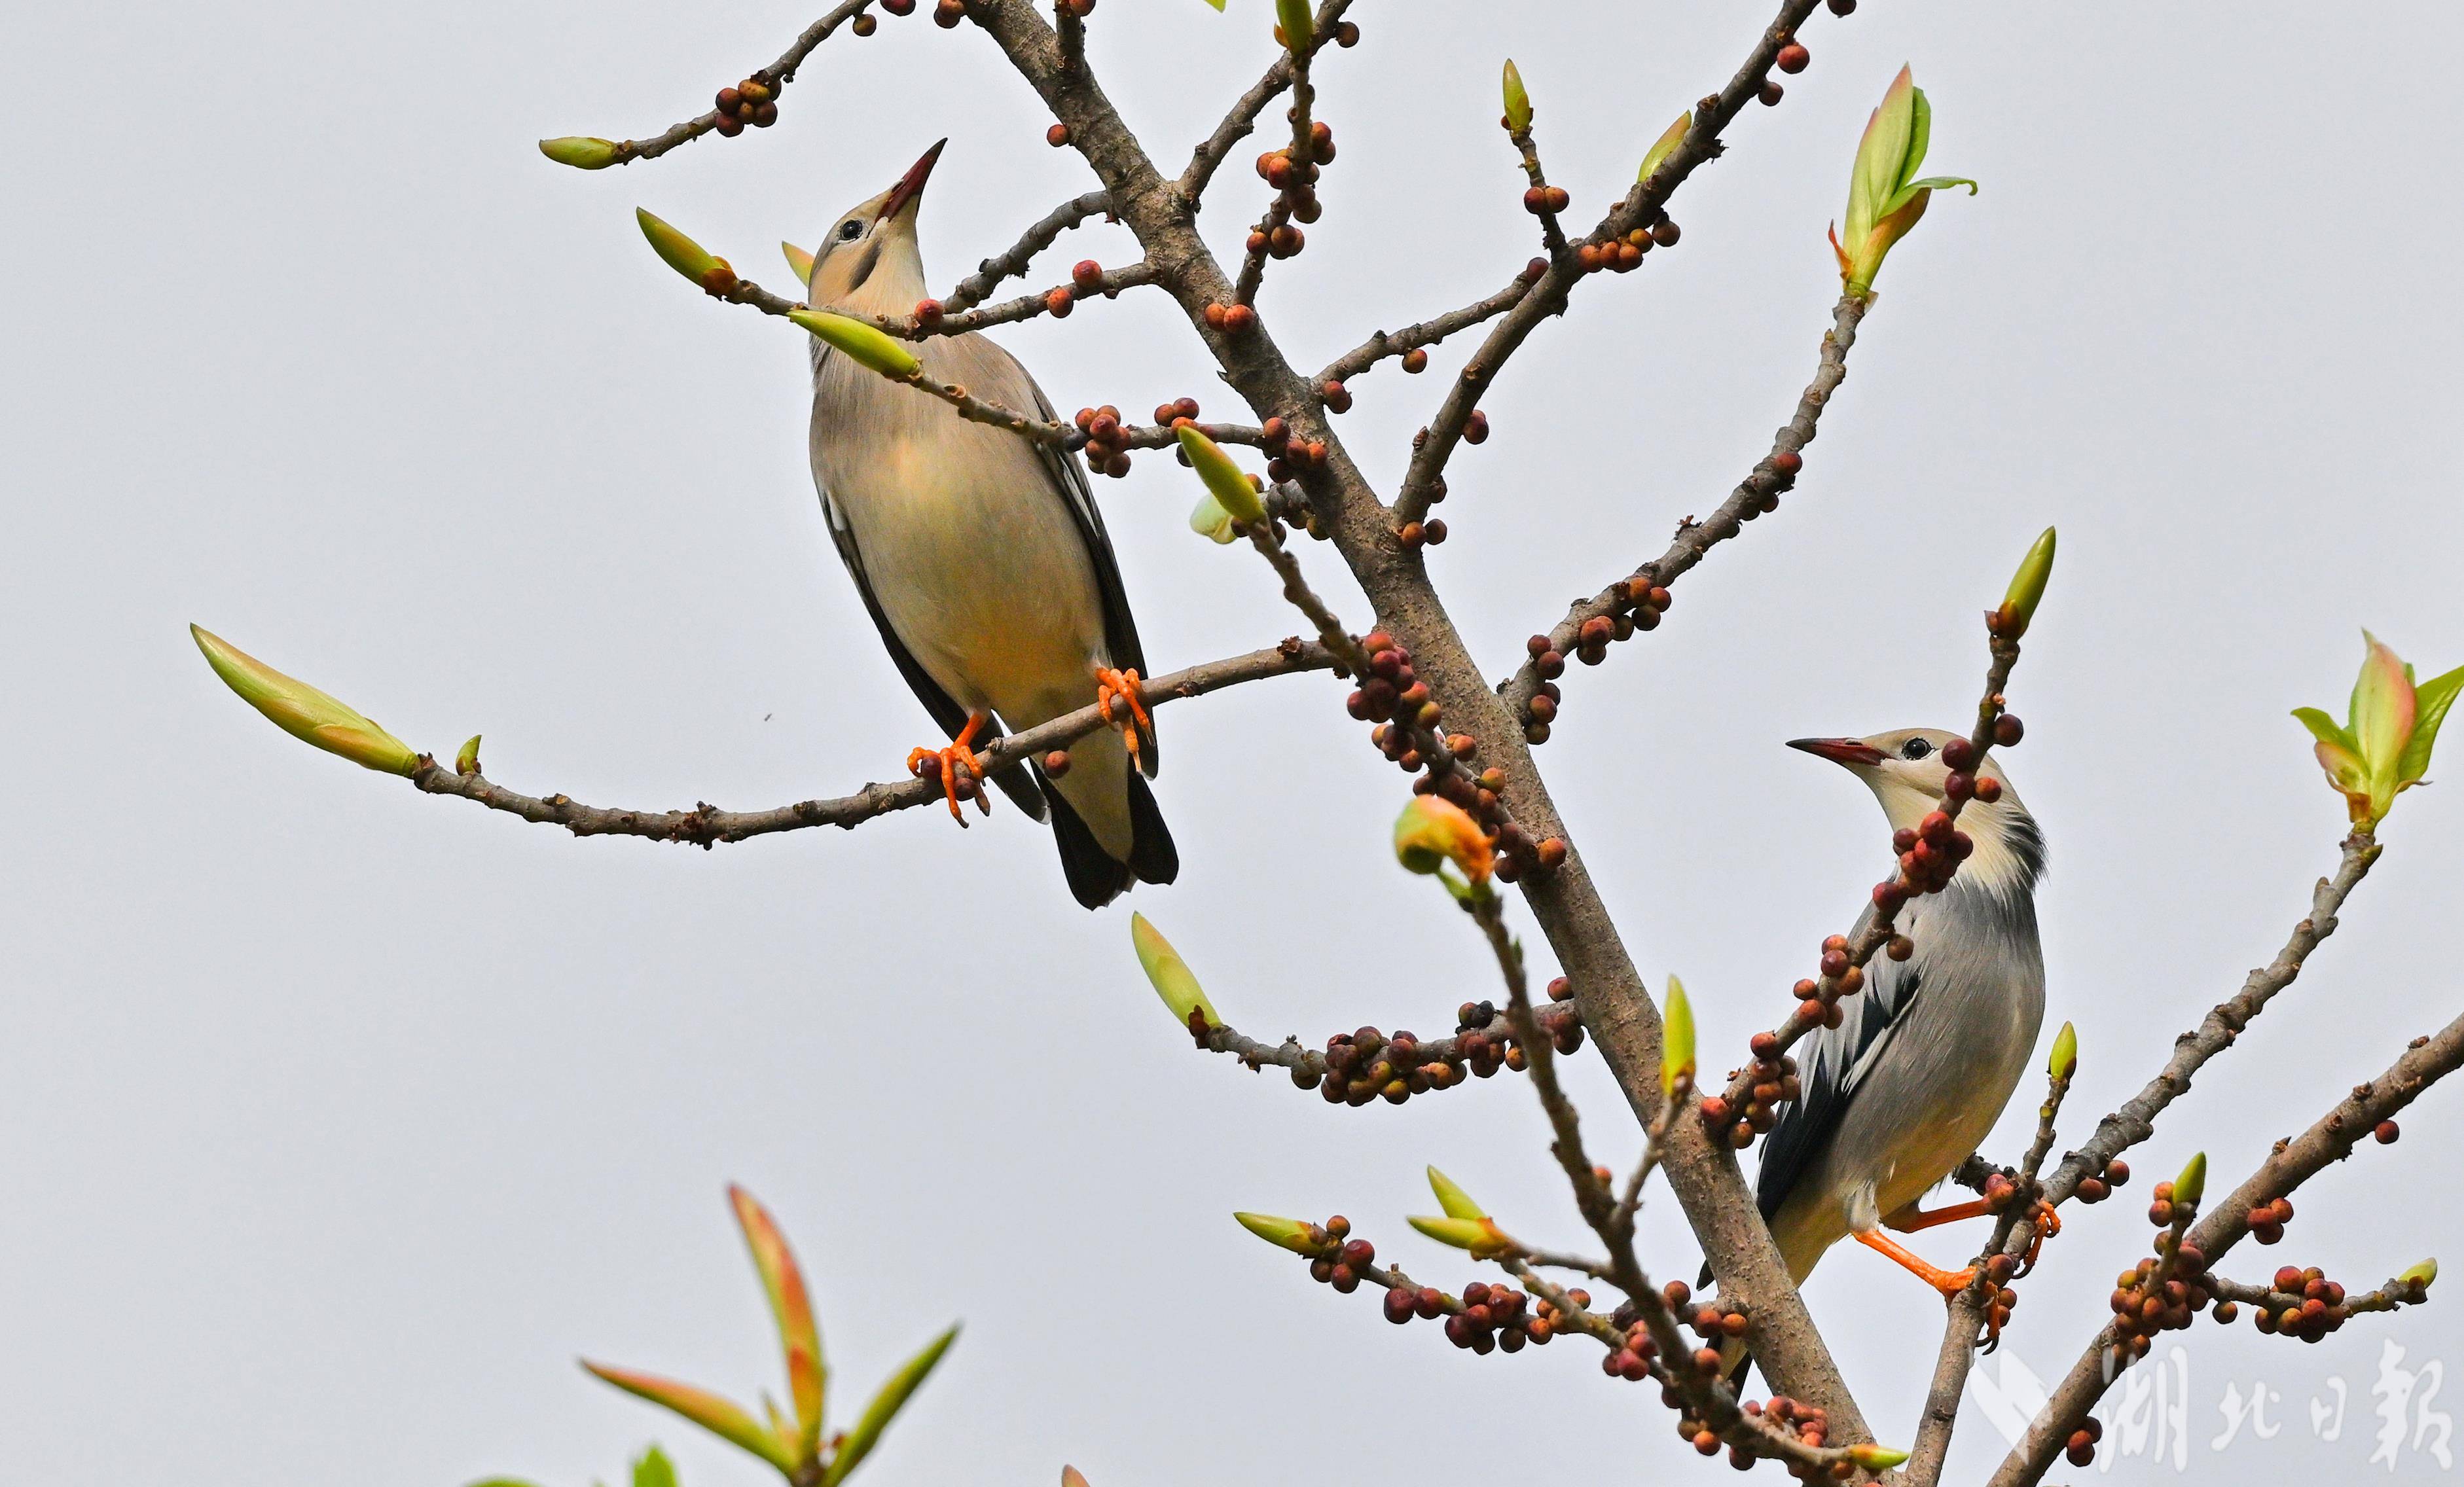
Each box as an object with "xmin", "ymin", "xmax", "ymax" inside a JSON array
[
  {"xmin": 1275, "ymin": 0, "xmax": 1311, "ymax": 52},
  {"xmin": 2172, "ymin": 1151, "xmax": 2206, "ymax": 1209},
  {"xmin": 1200, "ymin": 0, "xmax": 1225, "ymax": 9},
  {"xmin": 2047, "ymin": 1020, "xmax": 2077, "ymax": 1081},
  {"xmin": 790, "ymin": 310, "xmax": 922, "ymax": 380},
  {"xmin": 633, "ymin": 1446, "xmax": 680, "ymax": 1487},
  {"xmin": 821, "ymin": 1326, "xmax": 959, "ymax": 1487},
  {"xmin": 1234, "ymin": 1211, "xmax": 1322, "ymax": 1255},
  {"xmin": 2398, "ymin": 663, "xmax": 2464, "ymax": 787},
  {"xmin": 1661, "ymin": 975, "xmax": 1695, "ymax": 1100},
  {"xmin": 1501, "ymin": 60, "xmax": 1532, "ymax": 134},
  {"xmin": 2291, "ymin": 707, "xmax": 2355, "ymax": 751},
  {"xmin": 1177, "ymin": 425, "xmax": 1265, "ymax": 526},
  {"xmin": 1131, "ymin": 914, "xmax": 1222, "ymax": 1029},
  {"xmin": 1902, "ymin": 84, "xmax": 1932, "ymax": 188}
]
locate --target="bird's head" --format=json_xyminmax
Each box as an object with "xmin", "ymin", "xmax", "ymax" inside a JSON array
[
  {"xmin": 808, "ymin": 138, "xmax": 943, "ymax": 315},
  {"xmin": 1789, "ymin": 727, "xmax": 2045, "ymax": 893}
]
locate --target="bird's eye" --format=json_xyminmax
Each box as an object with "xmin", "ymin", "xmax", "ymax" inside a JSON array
[
  {"xmin": 1900, "ymin": 738, "xmax": 1934, "ymax": 761},
  {"xmin": 838, "ymin": 219, "xmax": 865, "ymax": 241}
]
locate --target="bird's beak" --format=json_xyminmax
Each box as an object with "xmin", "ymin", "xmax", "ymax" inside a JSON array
[
  {"xmin": 879, "ymin": 138, "xmax": 946, "ymax": 222},
  {"xmin": 1788, "ymin": 737, "xmax": 1886, "ymax": 767}
]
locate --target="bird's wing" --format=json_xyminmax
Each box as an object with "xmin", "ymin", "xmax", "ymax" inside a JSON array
[
  {"xmin": 815, "ymin": 465, "xmax": 1046, "ymax": 821},
  {"xmin": 1015, "ymin": 361, "xmax": 1157, "ymax": 776},
  {"xmin": 1752, "ymin": 902, "xmax": 1925, "ymax": 1220}
]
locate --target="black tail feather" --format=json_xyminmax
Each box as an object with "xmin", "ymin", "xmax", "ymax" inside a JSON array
[
  {"xmin": 1125, "ymin": 772, "xmax": 1177, "ymax": 886},
  {"xmin": 1041, "ymin": 777, "xmax": 1133, "ymax": 909}
]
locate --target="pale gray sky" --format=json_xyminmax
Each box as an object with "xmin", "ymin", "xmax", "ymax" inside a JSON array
[{"xmin": 5, "ymin": 3, "xmax": 2461, "ymax": 1484}]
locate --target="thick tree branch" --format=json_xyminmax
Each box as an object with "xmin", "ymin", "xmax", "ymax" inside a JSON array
[
  {"xmin": 956, "ymin": 0, "xmax": 1868, "ymax": 1441},
  {"xmin": 410, "ymin": 642, "xmax": 1330, "ymax": 844},
  {"xmin": 1989, "ymin": 1009, "xmax": 2464, "ymax": 1487}
]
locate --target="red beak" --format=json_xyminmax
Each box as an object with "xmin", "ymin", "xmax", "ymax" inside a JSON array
[
  {"xmin": 1788, "ymin": 737, "xmax": 1885, "ymax": 767},
  {"xmin": 879, "ymin": 138, "xmax": 946, "ymax": 221}
]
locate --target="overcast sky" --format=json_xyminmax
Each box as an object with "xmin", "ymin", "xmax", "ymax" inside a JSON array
[{"xmin": 6, "ymin": 2, "xmax": 2461, "ymax": 1484}]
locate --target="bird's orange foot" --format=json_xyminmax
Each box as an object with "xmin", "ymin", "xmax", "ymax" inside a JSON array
[
  {"xmin": 2021, "ymin": 1198, "xmax": 2062, "ymax": 1268},
  {"xmin": 907, "ymin": 711, "xmax": 992, "ymax": 825},
  {"xmin": 1093, "ymin": 666, "xmax": 1151, "ymax": 766},
  {"xmin": 1855, "ymin": 1229, "xmax": 1980, "ymax": 1299}
]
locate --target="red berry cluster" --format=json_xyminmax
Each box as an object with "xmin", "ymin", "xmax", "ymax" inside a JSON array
[
  {"xmin": 1201, "ymin": 300, "xmax": 1260, "ymax": 335},
  {"xmin": 1701, "ymin": 1030, "xmax": 1800, "ymax": 1149},
  {"xmin": 2071, "ymin": 1156, "xmax": 2130, "ymax": 1204},
  {"xmin": 1433, "ymin": 1281, "xmax": 1554, "ymax": 1354},
  {"xmin": 2245, "ymin": 1265, "xmax": 2369, "ymax": 1342},
  {"xmin": 1690, "ymin": 1395, "xmax": 1832, "ymax": 1475},
  {"xmin": 711, "ymin": 78, "xmax": 779, "ymax": 136},
  {"xmin": 1574, "ymin": 228, "xmax": 1656, "ymax": 274},
  {"xmin": 1348, "ymin": 631, "xmax": 1566, "ymax": 882},
  {"xmin": 1252, "ymin": 117, "xmax": 1337, "ymax": 240},
  {"xmin": 1523, "ymin": 183, "xmax": 1570, "ymax": 217},
  {"xmin": 1320, "ymin": 1023, "xmax": 1520, "ymax": 1105},
  {"xmin": 2243, "ymin": 1193, "xmax": 2295, "ymax": 1245},
  {"xmin": 932, "ymin": 0, "xmax": 966, "ymax": 27},
  {"xmin": 1516, "ymin": 582, "xmax": 1670, "ymax": 742},
  {"xmin": 1259, "ymin": 416, "xmax": 1331, "ymax": 488},
  {"xmin": 1040, "ymin": 258, "xmax": 1121, "ymax": 323},
  {"xmin": 1069, "ymin": 404, "xmax": 1134, "ymax": 478}
]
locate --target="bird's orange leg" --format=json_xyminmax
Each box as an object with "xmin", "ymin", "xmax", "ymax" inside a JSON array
[
  {"xmin": 907, "ymin": 711, "xmax": 992, "ymax": 825},
  {"xmin": 1854, "ymin": 1230, "xmax": 1979, "ymax": 1297},
  {"xmin": 2021, "ymin": 1199, "xmax": 2062, "ymax": 1267},
  {"xmin": 1883, "ymin": 1198, "xmax": 1999, "ymax": 1233},
  {"xmin": 1093, "ymin": 666, "xmax": 1151, "ymax": 766}
]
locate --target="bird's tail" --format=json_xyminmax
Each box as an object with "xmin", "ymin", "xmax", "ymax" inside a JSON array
[{"xmin": 1040, "ymin": 768, "xmax": 1176, "ymax": 909}]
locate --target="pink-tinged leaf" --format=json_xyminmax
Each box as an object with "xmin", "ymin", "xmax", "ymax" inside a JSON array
[
  {"xmin": 2312, "ymin": 739, "xmax": 2374, "ymax": 823},
  {"xmin": 2398, "ymin": 663, "xmax": 2464, "ymax": 789},
  {"xmin": 2350, "ymin": 632, "xmax": 2417, "ymax": 778},
  {"xmin": 729, "ymin": 1185, "xmax": 825, "ymax": 1455},
  {"xmin": 582, "ymin": 1361, "xmax": 799, "ymax": 1474},
  {"xmin": 1062, "ymin": 1469, "xmax": 1091, "ymax": 1487},
  {"xmin": 2291, "ymin": 707, "xmax": 2353, "ymax": 752}
]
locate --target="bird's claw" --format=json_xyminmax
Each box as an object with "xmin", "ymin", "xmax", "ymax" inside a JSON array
[
  {"xmin": 2020, "ymin": 1198, "xmax": 2061, "ymax": 1270},
  {"xmin": 1093, "ymin": 666, "xmax": 1151, "ymax": 765},
  {"xmin": 909, "ymin": 712, "xmax": 993, "ymax": 825}
]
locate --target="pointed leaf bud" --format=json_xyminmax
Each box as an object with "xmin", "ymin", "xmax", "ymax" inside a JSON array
[
  {"xmin": 819, "ymin": 1325, "xmax": 958, "ymax": 1487},
  {"xmin": 2399, "ymin": 1259, "xmax": 2438, "ymax": 1290},
  {"xmin": 2301, "ymin": 634, "xmax": 2461, "ymax": 827},
  {"xmin": 1407, "ymin": 1214, "xmax": 1515, "ymax": 1259},
  {"xmin": 190, "ymin": 625, "xmax": 421, "ymax": 776},
  {"xmin": 1662, "ymin": 975, "xmax": 1695, "ymax": 1101},
  {"xmin": 1187, "ymin": 490, "xmax": 1241, "ymax": 545},
  {"xmin": 789, "ymin": 309, "xmax": 923, "ymax": 380},
  {"xmin": 1234, "ymin": 1211, "xmax": 1324, "ymax": 1255},
  {"xmin": 2048, "ymin": 1020, "xmax": 2077, "ymax": 1081},
  {"xmin": 582, "ymin": 1362, "xmax": 799, "ymax": 1473},
  {"xmin": 1847, "ymin": 1445, "xmax": 1911, "ymax": 1471},
  {"xmin": 1061, "ymin": 1471, "xmax": 1090, "ymax": 1487},
  {"xmin": 1994, "ymin": 526, "xmax": 2056, "ymax": 639},
  {"xmin": 455, "ymin": 734, "xmax": 482, "ymax": 776},
  {"xmin": 1392, "ymin": 796, "xmax": 1495, "ymax": 884},
  {"xmin": 1637, "ymin": 112, "xmax": 1690, "ymax": 185},
  {"xmin": 1501, "ymin": 61, "xmax": 1532, "ymax": 134},
  {"xmin": 1275, "ymin": 0, "xmax": 1312, "ymax": 54},
  {"xmin": 1426, "ymin": 1165, "xmax": 1487, "ymax": 1221},
  {"xmin": 539, "ymin": 136, "xmax": 621, "ymax": 170},
  {"xmin": 1130, "ymin": 913, "xmax": 1221, "ymax": 1031},
  {"xmin": 783, "ymin": 241, "xmax": 816, "ymax": 287},
  {"xmin": 631, "ymin": 1447, "xmax": 679, "ymax": 1487},
  {"xmin": 728, "ymin": 1186, "xmax": 826, "ymax": 1457},
  {"xmin": 1176, "ymin": 425, "xmax": 1265, "ymax": 528},
  {"xmin": 2171, "ymin": 1152, "xmax": 2206, "ymax": 1211},
  {"xmin": 636, "ymin": 208, "xmax": 738, "ymax": 295}
]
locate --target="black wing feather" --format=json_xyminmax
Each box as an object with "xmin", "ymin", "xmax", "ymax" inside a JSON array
[
  {"xmin": 1023, "ymin": 378, "xmax": 1157, "ymax": 776},
  {"xmin": 1752, "ymin": 904, "xmax": 1925, "ymax": 1221}
]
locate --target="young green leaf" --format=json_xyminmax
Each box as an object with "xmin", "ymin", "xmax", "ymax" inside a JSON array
[
  {"xmin": 820, "ymin": 1325, "xmax": 960, "ymax": 1486},
  {"xmin": 190, "ymin": 624, "xmax": 421, "ymax": 776}
]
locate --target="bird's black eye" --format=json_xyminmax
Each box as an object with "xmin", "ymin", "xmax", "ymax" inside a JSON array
[
  {"xmin": 838, "ymin": 219, "xmax": 865, "ymax": 241},
  {"xmin": 1900, "ymin": 738, "xmax": 1934, "ymax": 761}
]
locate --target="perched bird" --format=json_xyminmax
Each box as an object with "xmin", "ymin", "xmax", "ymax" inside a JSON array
[
  {"xmin": 1753, "ymin": 728, "xmax": 2050, "ymax": 1299},
  {"xmin": 801, "ymin": 141, "xmax": 1174, "ymax": 908}
]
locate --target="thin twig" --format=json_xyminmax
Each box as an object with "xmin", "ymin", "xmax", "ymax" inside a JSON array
[
  {"xmin": 1498, "ymin": 295, "xmax": 1868, "ymax": 725},
  {"xmin": 410, "ymin": 642, "xmax": 1331, "ymax": 844},
  {"xmin": 1392, "ymin": 0, "xmax": 1826, "ymax": 525},
  {"xmin": 941, "ymin": 190, "xmax": 1114, "ymax": 315},
  {"xmin": 1316, "ymin": 277, "xmax": 1532, "ymax": 385},
  {"xmin": 581, "ymin": 0, "xmax": 879, "ymax": 168}
]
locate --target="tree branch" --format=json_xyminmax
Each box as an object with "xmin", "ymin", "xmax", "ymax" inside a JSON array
[
  {"xmin": 410, "ymin": 641, "xmax": 1330, "ymax": 844},
  {"xmin": 1988, "ymin": 1008, "xmax": 2464, "ymax": 1487},
  {"xmin": 575, "ymin": 0, "xmax": 879, "ymax": 168},
  {"xmin": 939, "ymin": 190, "xmax": 1114, "ymax": 314},
  {"xmin": 1498, "ymin": 295, "xmax": 1867, "ymax": 729},
  {"xmin": 1392, "ymin": 0, "xmax": 1826, "ymax": 525}
]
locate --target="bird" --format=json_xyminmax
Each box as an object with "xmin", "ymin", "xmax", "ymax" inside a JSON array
[
  {"xmin": 800, "ymin": 140, "xmax": 1175, "ymax": 909},
  {"xmin": 1747, "ymin": 728, "xmax": 2050, "ymax": 1314}
]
